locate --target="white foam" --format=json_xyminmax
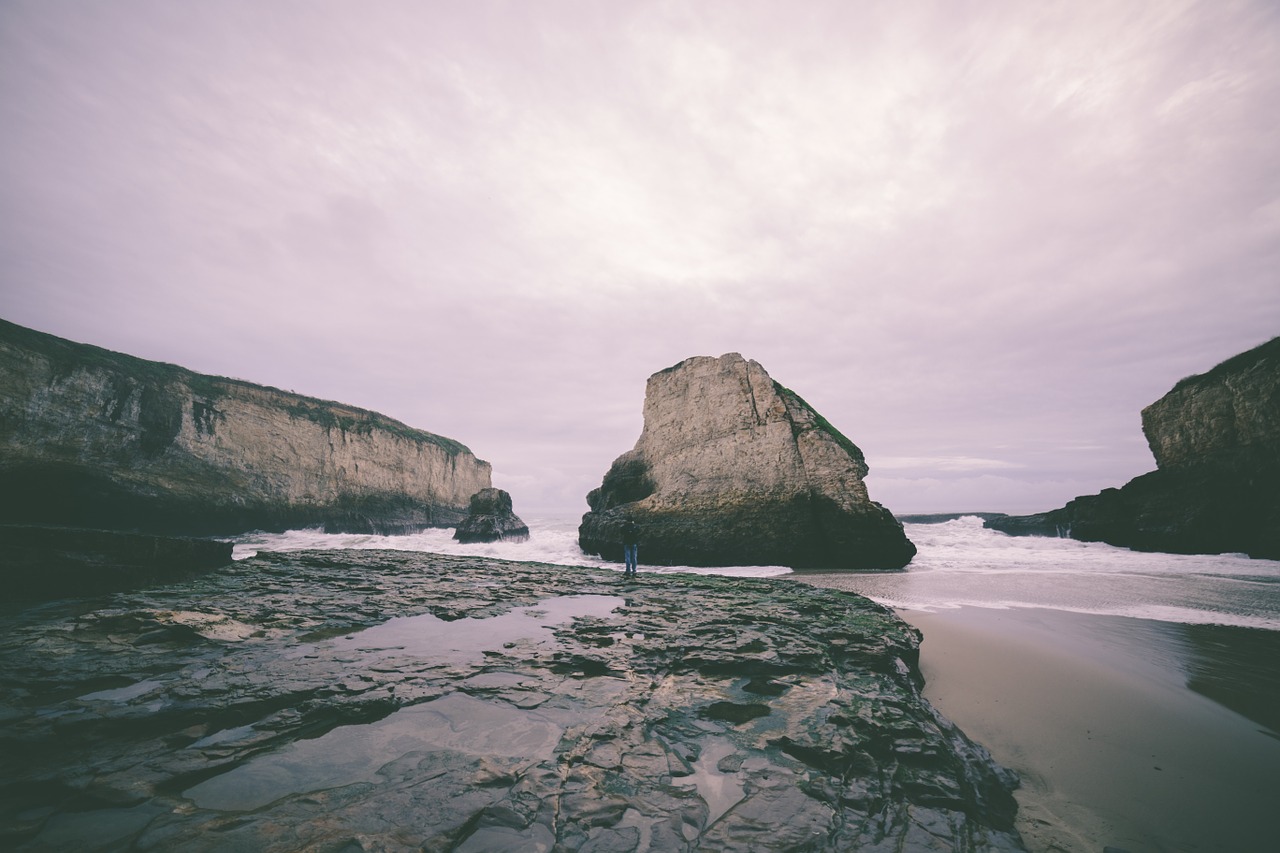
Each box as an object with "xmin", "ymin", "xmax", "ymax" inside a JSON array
[
  {"xmin": 232, "ymin": 516, "xmax": 791, "ymax": 578},
  {"xmin": 230, "ymin": 513, "xmax": 1280, "ymax": 631}
]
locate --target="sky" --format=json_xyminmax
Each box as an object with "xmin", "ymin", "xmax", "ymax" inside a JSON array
[{"xmin": 2, "ymin": 0, "xmax": 1277, "ymax": 516}]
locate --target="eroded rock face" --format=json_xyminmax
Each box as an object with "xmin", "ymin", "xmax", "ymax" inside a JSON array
[
  {"xmin": 987, "ymin": 337, "xmax": 1280, "ymax": 559},
  {"xmin": 1141, "ymin": 337, "xmax": 1280, "ymax": 469},
  {"xmin": 579, "ymin": 354, "xmax": 915, "ymax": 569},
  {"xmin": 0, "ymin": 550, "xmax": 1023, "ymax": 851},
  {"xmin": 453, "ymin": 487, "xmax": 530, "ymax": 543},
  {"xmin": 0, "ymin": 319, "xmax": 491, "ymax": 535}
]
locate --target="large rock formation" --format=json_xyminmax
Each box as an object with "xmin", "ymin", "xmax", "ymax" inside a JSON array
[
  {"xmin": 987, "ymin": 337, "xmax": 1280, "ymax": 559},
  {"xmin": 579, "ymin": 354, "xmax": 915, "ymax": 570},
  {"xmin": 453, "ymin": 487, "xmax": 530, "ymax": 543},
  {"xmin": 0, "ymin": 550, "xmax": 1024, "ymax": 851},
  {"xmin": 0, "ymin": 319, "xmax": 491, "ymax": 535}
]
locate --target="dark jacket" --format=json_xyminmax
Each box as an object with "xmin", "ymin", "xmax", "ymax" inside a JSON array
[{"xmin": 620, "ymin": 521, "xmax": 640, "ymax": 547}]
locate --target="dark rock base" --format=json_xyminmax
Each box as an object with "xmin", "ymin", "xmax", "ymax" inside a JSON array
[
  {"xmin": 985, "ymin": 456, "xmax": 1280, "ymax": 560},
  {"xmin": 0, "ymin": 525, "xmax": 232, "ymax": 599},
  {"xmin": 0, "ymin": 464, "xmax": 466, "ymax": 537},
  {"xmin": 580, "ymin": 496, "xmax": 917, "ymax": 570}
]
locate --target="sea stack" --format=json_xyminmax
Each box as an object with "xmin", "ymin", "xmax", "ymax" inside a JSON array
[
  {"xmin": 578, "ymin": 354, "xmax": 915, "ymax": 570},
  {"xmin": 0, "ymin": 319, "xmax": 492, "ymax": 536},
  {"xmin": 987, "ymin": 336, "xmax": 1280, "ymax": 559},
  {"xmin": 453, "ymin": 488, "xmax": 530, "ymax": 543}
]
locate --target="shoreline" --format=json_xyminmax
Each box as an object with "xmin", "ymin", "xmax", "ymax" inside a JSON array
[{"xmin": 895, "ymin": 606, "xmax": 1280, "ymax": 852}]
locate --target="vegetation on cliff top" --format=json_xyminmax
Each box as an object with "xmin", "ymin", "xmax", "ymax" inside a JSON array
[
  {"xmin": 1167, "ymin": 335, "xmax": 1280, "ymax": 394},
  {"xmin": 774, "ymin": 381, "xmax": 868, "ymax": 465}
]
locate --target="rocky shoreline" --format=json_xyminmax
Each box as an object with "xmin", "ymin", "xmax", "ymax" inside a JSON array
[{"xmin": 0, "ymin": 551, "xmax": 1022, "ymax": 851}]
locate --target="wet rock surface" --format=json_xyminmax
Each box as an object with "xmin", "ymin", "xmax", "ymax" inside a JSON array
[{"xmin": 0, "ymin": 551, "xmax": 1022, "ymax": 851}]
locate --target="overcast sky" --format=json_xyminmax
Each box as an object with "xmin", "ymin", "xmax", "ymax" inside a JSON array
[{"xmin": 2, "ymin": 1, "xmax": 1277, "ymax": 516}]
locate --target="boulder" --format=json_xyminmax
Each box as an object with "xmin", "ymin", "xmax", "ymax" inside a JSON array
[
  {"xmin": 453, "ymin": 488, "xmax": 530, "ymax": 543},
  {"xmin": 579, "ymin": 354, "xmax": 915, "ymax": 570},
  {"xmin": 987, "ymin": 336, "xmax": 1280, "ymax": 559}
]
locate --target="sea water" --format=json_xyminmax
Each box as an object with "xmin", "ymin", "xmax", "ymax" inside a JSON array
[{"xmin": 233, "ymin": 515, "xmax": 1280, "ymax": 632}]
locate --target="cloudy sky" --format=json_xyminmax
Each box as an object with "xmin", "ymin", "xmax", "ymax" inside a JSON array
[{"xmin": 2, "ymin": 1, "xmax": 1277, "ymax": 515}]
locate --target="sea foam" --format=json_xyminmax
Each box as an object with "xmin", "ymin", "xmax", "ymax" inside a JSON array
[{"xmin": 231, "ymin": 514, "xmax": 1280, "ymax": 630}]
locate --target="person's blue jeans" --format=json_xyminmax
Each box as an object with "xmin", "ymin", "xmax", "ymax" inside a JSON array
[{"xmin": 624, "ymin": 544, "xmax": 638, "ymax": 573}]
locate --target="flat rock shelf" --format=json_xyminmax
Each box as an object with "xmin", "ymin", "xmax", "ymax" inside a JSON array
[{"xmin": 0, "ymin": 551, "xmax": 1023, "ymax": 852}]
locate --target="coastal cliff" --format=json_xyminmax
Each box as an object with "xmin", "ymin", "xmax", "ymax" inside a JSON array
[
  {"xmin": 579, "ymin": 354, "xmax": 915, "ymax": 570},
  {"xmin": 988, "ymin": 337, "xmax": 1280, "ymax": 559},
  {"xmin": 0, "ymin": 319, "xmax": 491, "ymax": 535}
]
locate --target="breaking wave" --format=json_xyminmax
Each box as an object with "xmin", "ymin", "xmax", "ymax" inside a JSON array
[{"xmin": 232, "ymin": 514, "xmax": 1280, "ymax": 630}]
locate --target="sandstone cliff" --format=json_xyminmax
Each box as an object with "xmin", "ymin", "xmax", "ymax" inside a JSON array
[
  {"xmin": 987, "ymin": 336, "xmax": 1280, "ymax": 559},
  {"xmin": 0, "ymin": 319, "xmax": 491, "ymax": 535},
  {"xmin": 579, "ymin": 354, "xmax": 915, "ymax": 570}
]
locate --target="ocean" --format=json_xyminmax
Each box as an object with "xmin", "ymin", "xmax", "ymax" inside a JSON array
[{"xmin": 234, "ymin": 514, "xmax": 1280, "ymax": 632}]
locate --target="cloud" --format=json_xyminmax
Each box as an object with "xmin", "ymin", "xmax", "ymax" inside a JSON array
[
  {"xmin": 1, "ymin": 1, "xmax": 1277, "ymax": 515},
  {"xmin": 874, "ymin": 456, "xmax": 1025, "ymax": 474}
]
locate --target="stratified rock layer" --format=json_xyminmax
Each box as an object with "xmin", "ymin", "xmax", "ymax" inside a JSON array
[
  {"xmin": 0, "ymin": 319, "xmax": 491, "ymax": 535},
  {"xmin": 987, "ymin": 337, "xmax": 1280, "ymax": 559},
  {"xmin": 580, "ymin": 354, "xmax": 915, "ymax": 569},
  {"xmin": 453, "ymin": 487, "xmax": 530, "ymax": 543},
  {"xmin": 0, "ymin": 551, "xmax": 1023, "ymax": 851}
]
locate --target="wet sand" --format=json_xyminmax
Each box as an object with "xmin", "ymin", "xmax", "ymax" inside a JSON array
[{"xmin": 897, "ymin": 606, "xmax": 1280, "ymax": 853}]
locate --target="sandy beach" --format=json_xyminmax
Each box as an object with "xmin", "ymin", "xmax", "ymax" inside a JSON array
[{"xmin": 896, "ymin": 606, "xmax": 1280, "ymax": 853}]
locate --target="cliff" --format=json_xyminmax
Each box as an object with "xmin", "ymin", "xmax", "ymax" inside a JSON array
[
  {"xmin": 0, "ymin": 319, "xmax": 491, "ymax": 535},
  {"xmin": 987, "ymin": 337, "xmax": 1280, "ymax": 559},
  {"xmin": 1142, "ymin": 337, "xmax": 1280, "ymax": 468},
  {"xmin": 579, "ymin": 354, "xmax": 915, "ymax": 570}
]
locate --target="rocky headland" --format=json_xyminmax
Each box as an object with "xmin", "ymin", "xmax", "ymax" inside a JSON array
[
  {"xmin": 579, "ymin": 354, "xmax": 915, "ymax": 570},
  {"xmin": 987, "ymin": 336, "xmax": 1280, "ymax": 559},
  {"xmin": 0, "ymin": 319, "xmax": 491, "ymax": 536},
  {"xmin": 0, "ymin": 550, "xmax": 1023, "ymax": 851},
  {"xmin": 453, "ymin": 487, "xmax": 530, "ymax": 543}
]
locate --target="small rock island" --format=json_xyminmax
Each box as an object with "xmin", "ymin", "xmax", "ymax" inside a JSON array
[
  {"xmin": 579, "ymin": 354, "xmax": 915, "ymax": 570},
  {"xmin": 453, "ymin": 487, "xmax": 530, "ymax": 543}
]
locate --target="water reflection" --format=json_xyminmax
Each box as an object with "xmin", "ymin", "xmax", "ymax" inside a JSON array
[{"xmin": 330, "ymin": 594, "xmax": 624, "ymax": 661}]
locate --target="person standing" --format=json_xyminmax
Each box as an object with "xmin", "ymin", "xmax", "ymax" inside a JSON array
[{"xmin": 620, "ymin": 519, "xmax": 640, "ymax": 576}]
